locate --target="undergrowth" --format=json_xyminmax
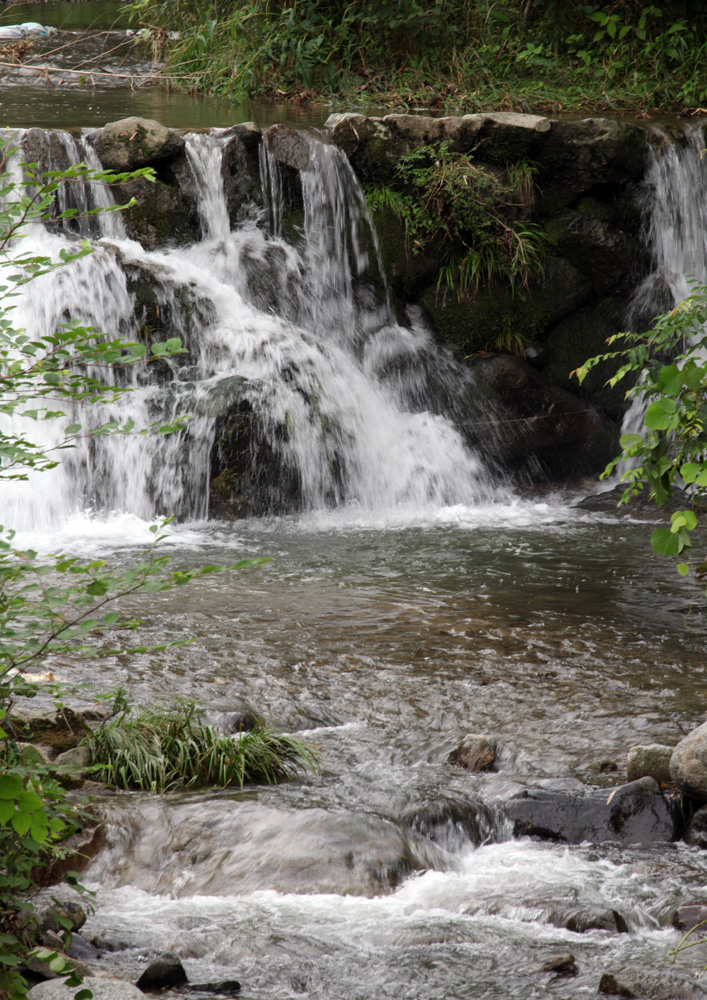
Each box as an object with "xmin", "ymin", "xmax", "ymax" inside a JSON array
[
  {"xmin": 365, "ymin": 142, "xmax": 549, "ymax": 300},
  {"xmin": 129, "ymin": 1, "xmax": 707, "ymax": 113},
  {"xmin": 84, "ymin": 699, "xmax": 318, "ymax": 791}
]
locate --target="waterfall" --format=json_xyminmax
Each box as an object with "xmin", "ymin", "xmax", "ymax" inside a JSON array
[
  {"xmin": 1, "ymin": 128, "xmax": 499, "ymax": 532},
  {"xmin": 621, "ymin": 126, "xmax": 707, "ymax": 440}
]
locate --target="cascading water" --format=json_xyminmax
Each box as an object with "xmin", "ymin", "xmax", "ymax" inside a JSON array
[{"xmin": 2, "ymin": 127, "xmax": 499, "ymax": 532}]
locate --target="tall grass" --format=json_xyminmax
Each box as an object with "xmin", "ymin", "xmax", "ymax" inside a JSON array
[
  {"xmin": 84, "ymin": 700, "xmax": 318, "ymax": 791},
  {"xmin": 129, "ymin": 0, "xmax": 707, "ymax": 112}
]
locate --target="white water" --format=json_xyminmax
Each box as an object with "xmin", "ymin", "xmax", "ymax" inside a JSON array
[{"xmin": 1, "ymin": 128, "xmax": 501, "ymax": 535}]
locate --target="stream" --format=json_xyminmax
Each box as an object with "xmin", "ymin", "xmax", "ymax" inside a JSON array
[{"xmin": 2, "ymin": 9, "xmax": 707, "ymax": 997}]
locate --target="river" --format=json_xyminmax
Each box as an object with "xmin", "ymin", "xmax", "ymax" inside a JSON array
[{"xmin": 2, "ymin": 7, "xmax": 707, "ymax": 997}]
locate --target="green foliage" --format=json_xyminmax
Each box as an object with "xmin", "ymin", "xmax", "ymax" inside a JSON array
[
  {"xmin": 366, "ymin": 143, "xmax": 548, "ymax": 301},
  {"xmin": 129, "ymin": 1, "xmax": 707, "ymax": 111},
  {"xmin": 84, "ymin": 698, "xmax": 318, "ymax": 792},
  {"xmin": 575, "ymin": 284, "xmax": 707, "ymax": 591}
]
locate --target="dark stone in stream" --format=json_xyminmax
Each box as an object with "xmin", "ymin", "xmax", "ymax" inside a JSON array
[
  {"xmin": 551, "ymin": 907, "xmax": 628, "ymax": 934},
  {"xmin": 599, "ymin": 974, "xmax": 637, "ymax": 998},
  {"xmin": 447, "ymin": 733, "xmax": 497, "ymax": 772},
  {"xmin": 136, "ymin": 953, "xmax": 188, "ymax": 991},
  {"xmin": 540, "ymin": 952, "xmax": 577, "ymax": 975},
  {"xmin": 686, "ymin": 805, "xmax": 707, "ymax": 848},
  {"xmin": 506, "ymin": 777, "xmax": 681, "ymax": 845},
  {"xmin": 670, "ymin": 903, "xmax": 707, "ymax": 932},
  {"xmin": 185, "ymin": 983, "xmax": 241, "ymax": 996},
  {"xmin": 65, "ymin": 932, "xmax": 99, "ymax": 962}
]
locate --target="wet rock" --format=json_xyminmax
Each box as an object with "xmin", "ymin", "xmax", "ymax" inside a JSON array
[
  {"xmin": 36, "ymin": 900, "xmax": 86, "ymax": 934},
  {"xmin": 65, "ymin": 932, "xmax": 99, "ymax": 962},
  {"xmin": 188, "ymin": 983, "xmax": 241, "ymax": 995},
  {"xmin": 447, "ymin": 734, "xmax": 497, "ymax": 772},
  {"xmin": 403, "ymin": 793, "xmax": 499, "ymax": 851},
  {"xmin": 422, "ymin": 256, "xmax": 590, "ymax": 357},
  {"xmin": 9, "ymin": 705, "xmax": 89, "ymax": 752},
  {"xmin": 552, "ymin": 907, "xmax": 628, "ymax": 934},
  {"xmin": 110, "ymin": 168, "xmax": 200, "ymax": 249},
  {"xmin": 471, "ymin": 111, "xmax": 551, "ymax": 166},
  {"xmin": 264, "ymin": 123, "xmax": 311, "ymax": 172},
  {"xmin": 670, "ymin": 721, "xmax": 707, "ymax": 801},
  {"xmin": 87, "ymin": 117, "xmax": 184, "ymax": 172},
  {"xmin": 53, "ymin": 745, "xmax": 92, "ymax": 770},
  {"xmin": 670, "ymin": 903, "xmax": 707, "ymax": 933},
  {"xmin": 506, "ymin": 777, "xmax": 681, "ymax": 845},
  {"xmin": 35, "ymin": 822, "xmax": 106, "ymax": 888},
  {"xmin": 599, "ymin": 973, "xmax": 636, "ymax": 997},
  {"xmin": 540, "ymin": 952, "xmax": 577, "ymax": 975},
  {"xmin": 544, "ymin": 209, "xmax": 638, "ymax": 298},
  {"xmin": 41, "ymin": 930, "xmax": 65, "ymax": 952},
  {"xmin": 325, "ymin": 113, "xmax": 409, "ymax": 182},
  {"xmin": 535, "ymin": 117, "xmax": 649, "ymax": 211},
  {"xmin": 136, "ymin": 953, "xmax": 188, "ymax": 991},
  {"xmin": 626, "ymin": 744, "xmax": 673, "ymax": 786},
  {"xmin": 24, "ymin": 950, "xmax": 92, "ymax": 981},
  {"xmin": 221, "ymin": 131, "xmax": 262, "ymax": 226},
  {"xmin": 465, "ymin": 352, "xmax": 618, "ymax": 481},
  {"xmin": 686, "ymin": 804, "xmax": 707, "ymax": 848},
  {"xmin": 29, "ymin": 978, "xmax": 145, "ymax": 1000}
]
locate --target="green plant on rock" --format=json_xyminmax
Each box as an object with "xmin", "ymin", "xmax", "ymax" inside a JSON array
[
  {"xmin": 366, "ymin": 143, "xmax": 548, "ymax": 303},
  {"xmin": 574, "ymin": 283, "xmax": 707, "ymax": 590},
  {"xmin": 84, "ymin": 698, "xmax": 318, "ymax": 792}
]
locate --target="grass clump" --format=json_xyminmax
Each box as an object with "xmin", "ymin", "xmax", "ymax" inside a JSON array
[
  {"xmin": 84, "ymin": 699, "xmax": 318, "ymax": 792},
  {"xmin": 366, "ymin": 142, "xmax": 549, "ymax": 301}
]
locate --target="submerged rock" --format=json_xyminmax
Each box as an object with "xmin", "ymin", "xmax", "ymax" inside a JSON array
[
  {"xmin": 551, "ymin": 907, "xmax": 628, "ymax": 934},
  {"xmin": 506, "ymin": 777, "xmax": 680, "ymax": 845},
  {"xmin": 670, "ymin": 903, "xmax": 707, "ymax": 933},
  {"xmin": 540, "ymin": 952, "xmax": 577, "ymax": 975},
  {"xmin": 670, "ymin": 721, "xmax": 707, "ymax": 801},
  {"xmin": 447, "ymin": 734, "xmax": 497, "ymax": 772},
  {"xmin": 686, "ymin": 804, "xmax": 707, "ymax": 848}
]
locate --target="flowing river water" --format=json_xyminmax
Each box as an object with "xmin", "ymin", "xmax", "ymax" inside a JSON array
[{"xmin": 2, "ymin": 49, "xmax": 707, "ymax": 999}]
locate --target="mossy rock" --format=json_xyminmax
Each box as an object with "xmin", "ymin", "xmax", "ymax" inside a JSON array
[
  {"xmin": 112, "ymin": 169, "xmax": 200, "ymax": 249},
  {"xmin": 542, "ymin": 301, "xmax": 632, "ymax": 421},
  {"xmin": 9, "ymin": 706, "xmax": 90, "ymax": 752},
  {"xmin": 371, "ymin": 206, "xmax": 439, "ymax": 298},
  {"xmin": 326, "ymin": 113, "xmax": 409, "ymax": 183},
  {"xmin": 87, "ymin": 117, "xmax": 184, "ymax": 172},
  {"xmin": 544, "ymin": 209, "xmax": 639, "ymax": 298},
  {"xmin": 420, "ymin": 257, "xmax": 590, "ymax": 357}
]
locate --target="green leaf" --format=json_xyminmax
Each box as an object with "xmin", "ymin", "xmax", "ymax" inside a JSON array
[
  {"xmin": 11, "ymin": 811, "xmax": 31, "ymax": 836},
  {"xmin": 17, "ymin": 790, "xmax": 43, "ymax": 812},
  {"xmin": 86, "ymin": 580, "xmax": 109, "ymax": 597},
  {"xmin": 0, "ymin": 799, "xmax": 15, "ymax": 824},
  {"xmin": 0, "ymin": 775, "xmax": 22, "ymax": 799},
  {"xmin": 620, "ymin": 433, "xmax": 643, "ymax": 448},
  {"xmin": 645, "ymin": 399, "xmax": 677, "ymax": 430}
]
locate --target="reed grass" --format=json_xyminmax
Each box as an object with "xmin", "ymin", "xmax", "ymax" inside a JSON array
[{"xmin": 84, "ymin": 700, "xmax": 318, "ymax": 791}]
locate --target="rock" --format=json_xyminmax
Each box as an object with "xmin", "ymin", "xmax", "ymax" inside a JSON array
[
  {"xmin": 472, "ymin": 112, "xmax": 551, "ymax": 166},
  {"xmin": 136, "ymin": 953, "xmax": 188, "ymax": 991},
  {"xmin": 36, "ymin": 901, "xmax": 86, "ymax": 934},
  {"xmin": 263, "ymin": 123, "xmax": 310, "ymax": 172},
  {"xmin": 110, "ymin": 166, "xmax": 200, "ymax": 249},
  {"xmin": 29, "ymin": 978, "xmax": 146, "ymax": 1000},
  {"xmin": 599, "ymin": 973, "xmax": 636, "ymax": 998},
  {"xmin": 506, "ymin": 777, "xmax": 681, "ymax": 845},
  {"xmin": 9, "ymin": 705, "xmax": 90, "ymax": 752},
  {"xmin": 552, "ymin": 907, "xmax": 628, "ymax": 934},
  {"xmin": 53, "ymin": 745, "xmax": 92, "ymax": 770},
  {"xmin": 24, "ymin": 951, "xmax": 92, "ymax": 981},
  {"xmin": 87, "ymin": 117, "xmax": 184, "ymax": 172},
  {"xmin": 540, "ymin": 952, "xmax": 576, "ymax": 975},
  {"xmin": 670, "ymin": 721, "xmax": 707, "ymax": 801},
  {"xmin": 188, "ymin": 983, "xmax": 241, "ymax": 995},
  {"xmin": 544, "ymin": 209, "xmax": 638, "ymax": 298},
  {"xmin": 65, "ymin": 932, "xmax": 99, "ymax": 962},
  {"xmin": 325, "ymin": 113, "xmax": 409, "ymax": 182},
  {"xmin": 535, "ymin": 118, "xmax": 649, "ymax": 211},
  {"xmin": 447, "ymin": 734, "xmax": 497, "ymax": 772},
  {"xmin": 221, "ymin": 131, "xmax": 262, "ymax": 226},
  {"xmin": 465, "ymin": 353, "xmax": 618, "ymax": 481},
  {"xmin": 41, "ymin": 931, "xmax": 65, "ymax": 952},
  {"xmin": 626, "ymin": 744, "xmax": 673, "ymax": 786},
  {"xmin": 670, "ymin": 903, "xmax": 707, "ymax": 933},
  {"xmin": 421, "ymin": 256, "xmax": 590, "ymax": 357},
  {"xmin": 18, "ymin": 743, "xmax": 51, "ymax": 766},
  {"xmin": 687, "ymin": 804, "xmax": 707, "ymax": 848},
  {"xmin": 35, "ymin": 823, "xmax": 106, "ymax": 888}
]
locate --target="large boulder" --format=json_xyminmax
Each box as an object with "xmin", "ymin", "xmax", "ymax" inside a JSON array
[
  {"xmin": 325, "ymin": 113, "xmax": 409, "ymax": 182},
  {"xmin": 626, "ymin": 744, "xmax": 673, "ymax": 786},
  {"xmin": 544, "ymin": 209, "xmax": 639, "ymax": 298},
  {"xmin": 506, "ymin": 777, "xmax": 681, "ymax": 845},
  {"xmin": 221, "ymin": 124, "xmax": 262, "ymax": 226},
  {"xmin": 464, "ymin": 352, "xmax": 618, "ymax": 480},
  {"xmin": 421, "ymin": 256, "xmax": 591, "ymax": 357},
  {"xmin": 29, "ymin": 979, "xmax": 145, "ymax": 1000},
  {"xmin": 670, "ymin": 721, "xmax": 707, "ymax": 801},
  {"xmin": 86, "ymin": 117, "xmax": 184, "ymax": 172}
]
